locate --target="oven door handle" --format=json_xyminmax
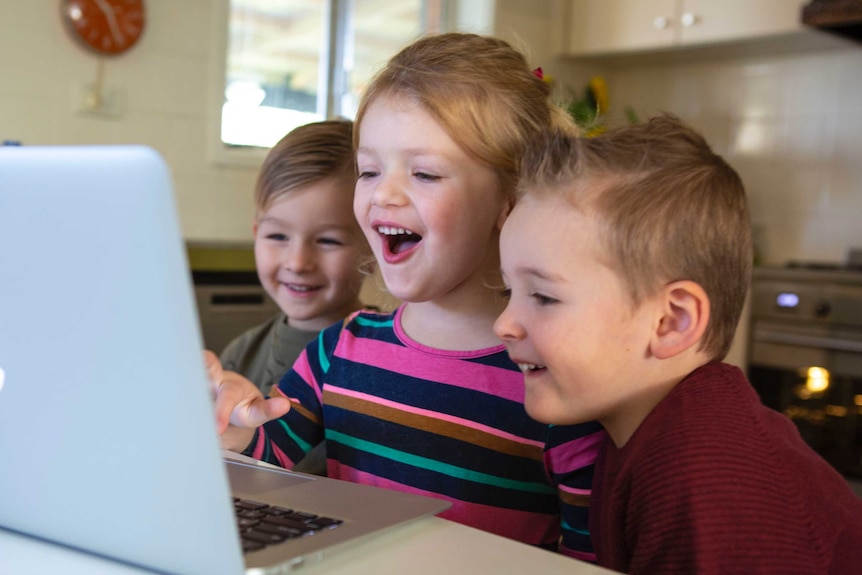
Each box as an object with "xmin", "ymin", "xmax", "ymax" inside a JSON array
[{"xmin": 755, "ymin": 330, "xmax": 862, "ymax": 353}]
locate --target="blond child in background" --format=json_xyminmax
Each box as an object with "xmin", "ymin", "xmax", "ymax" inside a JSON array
[
  {"xmin": 494, "ymin": 114, "xmax": 862, "ymax": 574},
  {"xmin": 219, "ymin": 120, "xmax": 369, "ymax": 398},
  {"xmin": 209, "ymin": 32, "xmax": 605, "ymax": 560}
]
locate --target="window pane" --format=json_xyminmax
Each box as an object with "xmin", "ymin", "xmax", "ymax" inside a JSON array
[
  {"xmin": 222, "ymin": 0, "xmax": 327, "ymax": 148},
  {"xmin": 339, "ymin": 0, "xmax": 433, "ymax": 119},
  {"xmin": 221, "ymin": 0, "xmax": 445, "ymax": 150}
]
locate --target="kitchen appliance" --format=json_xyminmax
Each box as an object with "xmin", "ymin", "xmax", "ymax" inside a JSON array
[
  {"xmin": 193, "ymin": 269, "xmax": 280, "ymax": 354},
  {"xmin": 186, "ymin": 242, "xmax": 281, "ymax": 354},
  {"xmin": 747, "ymin": 261, "xmax": 862, "ymax": 484}
]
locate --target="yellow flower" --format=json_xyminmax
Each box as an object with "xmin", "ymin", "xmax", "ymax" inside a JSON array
[
  {"xmin": 589, "ymin": 76, "xmax": 609, "ymax": 115},
  {"xmin": 564, "ymin": 74, "xmax": 637, "ymax": 136},
  {"xmin": 585, "ymin": 125, "xmax": 607, "ymax": 137}
]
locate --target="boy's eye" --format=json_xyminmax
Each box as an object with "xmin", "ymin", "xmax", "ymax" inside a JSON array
[
  {"xmin": 358, "ymin": 170, "xmax": 379, "ymax": 180},
  {"xmin": 318, "ymin": 237, "xmax": 344, "ymax": 246},
  {"xmin": 265, "ymin": 233, "xmax": 287, "ymax": 241},
  {"xmin": 500, "ymin": 287, "xmax": 512, "ymax": 299},
  {"xmin": 531, "ymin": 293, "xmax": 558, "ymax": 306}
]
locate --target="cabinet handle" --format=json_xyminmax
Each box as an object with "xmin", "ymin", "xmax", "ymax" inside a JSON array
[
  {"xmin": 680, "ymin": 12, "xmax": 698, "ymax": 27},
  {"xmin": 653, "ymin": 16, "xmax": 671, "ymax": 30}
]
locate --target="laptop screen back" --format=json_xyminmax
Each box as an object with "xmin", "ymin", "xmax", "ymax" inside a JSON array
[{"xmin": 0, "ymin": 146, "xmax": 244, "ymax": 574}]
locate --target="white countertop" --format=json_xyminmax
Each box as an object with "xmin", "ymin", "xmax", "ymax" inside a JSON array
[{"xmin": 0, "ymin": 515, "xmax": 614, "ymax": 575}]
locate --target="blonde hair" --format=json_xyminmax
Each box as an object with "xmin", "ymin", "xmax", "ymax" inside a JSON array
[
  {"xmin": 354, "ymin": 32, "xmax": 573, "ymax": 198},
  {"xmin": 255, "ymin": 119, "xmax": 355, "ymax": 212},
  {"xmin": 519, "ymin": 114, "xmax": 752, "ymax": 360}
]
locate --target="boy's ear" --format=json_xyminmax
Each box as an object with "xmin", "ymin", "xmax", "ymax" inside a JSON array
[{"xmin": 650, "ymin": 280, "xmax": 710, "ymax": 360}]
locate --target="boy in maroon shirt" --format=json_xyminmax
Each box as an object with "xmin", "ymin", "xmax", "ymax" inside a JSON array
[{"xmin": 495, "ymin": 114, "xmax": 862, "ymax": 574}]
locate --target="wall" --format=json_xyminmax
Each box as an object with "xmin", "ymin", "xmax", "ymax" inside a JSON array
[
  {"xmin": 0, "ymin": 1, "xmax": 554, "ymax": 245},
  {"xmin": 0, "ymin": 0, "xmax": 259, "ymax": 242},
  {"xmin": 561, "ymin": 42, "xmax": 862, "ymax": 267},
  {"xmin": 6, "ymin": 2, "xmax": 858, "ymax": 263}
]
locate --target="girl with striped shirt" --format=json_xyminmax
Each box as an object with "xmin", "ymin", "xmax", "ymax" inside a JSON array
[{"xmin": 211, "ymin": 32, "xmax": 605, "ymax": 561}]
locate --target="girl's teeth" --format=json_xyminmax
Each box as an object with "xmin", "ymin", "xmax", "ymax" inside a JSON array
[{"xmin": 377, "ymin": 225, "xmax": 414, "ymax": 236}]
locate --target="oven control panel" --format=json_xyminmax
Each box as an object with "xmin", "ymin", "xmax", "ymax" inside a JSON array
[{"xmin": 751, "ymin": 277, "xmax": 862, "ymax": 329}]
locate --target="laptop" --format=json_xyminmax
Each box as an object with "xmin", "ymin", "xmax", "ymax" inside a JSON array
[{"xmin": 0, "ymin": 145, "xmax": 450, "ymax": 574}]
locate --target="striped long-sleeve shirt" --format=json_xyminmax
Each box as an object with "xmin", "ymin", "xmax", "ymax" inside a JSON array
[{"xmin": 244, "ymin": 307, "xmax": 605, "ymax": 560}]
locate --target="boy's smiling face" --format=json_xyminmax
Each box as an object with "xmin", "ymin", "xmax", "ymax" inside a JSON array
[
  {"xmin": 494, "ymin": 192, "xmax": 661, "ymax": 439},
  {"xmin": 254, "ymin": 176, "xmax": 366, "ymax": 332}
]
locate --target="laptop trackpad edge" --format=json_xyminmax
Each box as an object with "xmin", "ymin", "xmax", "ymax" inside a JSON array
[{"xmin": 225, "ymin": 459, "xmax": 315, "ymax": 495}]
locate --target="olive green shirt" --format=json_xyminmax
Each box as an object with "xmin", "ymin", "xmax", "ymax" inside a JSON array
[{"xmin": 219, "ymin": 313, "xmax": 319, "ymax": 398}]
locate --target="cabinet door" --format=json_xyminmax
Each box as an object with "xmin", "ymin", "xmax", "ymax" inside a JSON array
[
  {"xmin": 565, "ymin": 0, "xmax": 677, "ymax": 55},
  {"xmin": 679, "ymin": 0, "xmax": 806, "ymax": 45}
]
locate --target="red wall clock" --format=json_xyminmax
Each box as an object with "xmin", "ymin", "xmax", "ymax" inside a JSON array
[{"xmin": 62, "ymin": 0, "xmax": 146, "ymax": 56}]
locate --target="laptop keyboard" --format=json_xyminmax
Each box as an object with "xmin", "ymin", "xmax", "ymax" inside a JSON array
[{"xmin": 234, "ymin": 497, "xmax": 344, "ymax": 554}]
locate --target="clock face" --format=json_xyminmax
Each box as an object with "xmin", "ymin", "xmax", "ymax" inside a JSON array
[{"xmin": 63, "ymin": 0, "xmax": 146, "ymax": 56}]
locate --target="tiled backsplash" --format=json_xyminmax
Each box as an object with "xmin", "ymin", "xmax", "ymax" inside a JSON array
[{"xmin": 604, "ymin": 46, "xmax": 862, "ymax": 267}]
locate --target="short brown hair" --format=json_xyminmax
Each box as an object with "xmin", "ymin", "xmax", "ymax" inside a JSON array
[
  {"xmin": 518, "ymin": 114, "xmax": 752, "ymax": 360},
  {"xmin": 255, "ymin": 119, "xmax": 355, "ymax": 212},
  {"xmin": 354, "ymin": 32, "xmax": 574, "ymax": 198}
]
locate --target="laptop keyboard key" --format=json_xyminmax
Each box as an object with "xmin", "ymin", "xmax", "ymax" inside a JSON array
[
  {"xmin": 256, "ymin": 524, "xmax": 304, "ymax": 539},
  {"xmin": 234, "ymin": 497, "xmax": 343, "ymax": 554}
]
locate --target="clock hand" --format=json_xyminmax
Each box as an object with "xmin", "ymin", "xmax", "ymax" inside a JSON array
[{"xmin": 93, "ymin": 0, "xmax": 125, "ymax": 45}]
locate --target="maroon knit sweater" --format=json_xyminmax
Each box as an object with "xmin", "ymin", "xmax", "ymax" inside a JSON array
[{"xmin": 591, "ymin": 361, "xmax": 862, "ymax": 574}]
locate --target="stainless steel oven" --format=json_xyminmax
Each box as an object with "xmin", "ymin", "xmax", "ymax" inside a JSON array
[
  {"xmin": 192, "ymin": 270, "xmax": 280, "ymax": 355},
  {"xmin": 747, "ymin": 264, "xmax": 862, "ymax": 484}
]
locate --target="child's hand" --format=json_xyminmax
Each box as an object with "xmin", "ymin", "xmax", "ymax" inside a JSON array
[{"xmin": 202, "ymin": 350, "xmax": 291, "ymax": 451}]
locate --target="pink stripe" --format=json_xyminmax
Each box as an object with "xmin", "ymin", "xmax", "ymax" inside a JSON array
[
  {"xmin": 560, "ymin": 545, "xmax": 597, "ymax": 563},
  {"xmin": 545, "ymin": 431, "xmax": 605, "ymax": 474},
  {"xmin": 328, "ymin": 462, "xmax": 559, "ymax": 546},
  {"xmin": 268, "ymin": 441, "xmax": 294, "ymax": 469},
  {"xmin": 325, "ymin": 385, "xmax": 544, "ymax": 449},
  {"xmin": 249, "ymin": 431, "xmax": 266, "ymax": 460},
  {"xmin": 290, "ymin": 351, "xmax": 323, "ymax": 404},
  {"xmin": 335, "ymin": 329, "xmax": 525, "ymax": 403},
  {"xmin": 558, "ymin": 484, "xmax": 591, "ymax": 496},
  {"xmin": 250, "ymin": 429, "xmax": 296, "ymax": 469}
]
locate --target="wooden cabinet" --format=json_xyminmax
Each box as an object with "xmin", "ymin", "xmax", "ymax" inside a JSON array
[{"xmin": 561, "ymin": 0, "xmax": 806, "ymax": 55}]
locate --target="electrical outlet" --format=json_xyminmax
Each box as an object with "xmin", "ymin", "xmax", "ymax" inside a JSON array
[{"xmin": 74, "ymin": 83, "xmax": 124, "ymax": 118}]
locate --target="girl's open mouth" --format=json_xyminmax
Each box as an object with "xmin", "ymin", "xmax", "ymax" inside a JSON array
[{"xmin": 377, "ymin": 225, "xmax": 422, "ymax": 257}]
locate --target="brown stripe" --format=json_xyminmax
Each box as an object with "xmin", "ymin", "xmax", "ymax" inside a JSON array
[
  {"xmin": 323, "ymin": 389, "xmax": 543, "ymax": 461},
  {"xmin": 288, "ymin": 400, "xmax": 321, "ymax": 425},
  {"xmin": 558, "ymin": 489, "xmax": 590, "ymax": 507}
]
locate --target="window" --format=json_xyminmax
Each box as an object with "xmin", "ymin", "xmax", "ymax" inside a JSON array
[{"xmin": 212, "ymin": 0, "xmax": 448, "ymax": 163}]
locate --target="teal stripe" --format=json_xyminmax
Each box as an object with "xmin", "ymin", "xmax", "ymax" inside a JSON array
[
  {"xmin": 319, "ymin": 316, "xmax": 392, "ymax": 373},
  {"xmin": 278, "ymin": 419, "xmax": 312, "ymax": 453},
  {"xmin": 317, "ymin": 330, "xmax": 330, "ymax": 373},
  {"xmin": 326, "ymin": 430, "xmax": 555, "ymax": 495},
  {"xmin": 353, "ymin": 316, "xmax": 394, "ymax": 329},
  {"xmin": 561, "ymin": 518, "xmax": 590, "ymax": 536}
]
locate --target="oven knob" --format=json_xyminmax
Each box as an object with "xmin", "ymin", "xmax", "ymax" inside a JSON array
[{"xmin": 814, "ymin": 300, "xmax": 831, "ymax": 318}]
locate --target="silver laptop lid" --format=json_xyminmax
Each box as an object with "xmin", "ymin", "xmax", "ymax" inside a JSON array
[{"xmin": 0, "ymin": 146, "xmax": 244, "ymax": 574}]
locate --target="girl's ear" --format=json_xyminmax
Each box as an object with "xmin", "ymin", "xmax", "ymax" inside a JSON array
[
  {"xmin": 496, "ymin": 197, "xmax": 514, "ymax": 231},
  {"xmin": 650, "ymin": 280, "xmax": 710, "ymax": 360}
]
